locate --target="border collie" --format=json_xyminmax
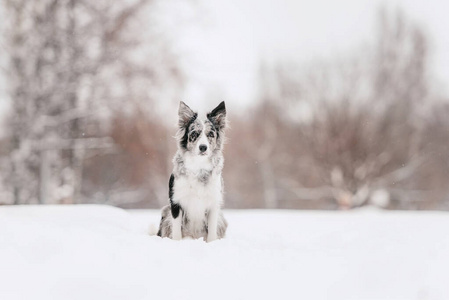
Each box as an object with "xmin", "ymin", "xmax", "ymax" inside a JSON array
[{"xmin": 156, "ymin": 101, "xmax": 228, "ymax": 242}]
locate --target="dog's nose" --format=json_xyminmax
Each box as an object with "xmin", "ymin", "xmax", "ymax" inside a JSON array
[{"xmin": 199, "ymin": 144, "xmax": 207, "ymax": 152}]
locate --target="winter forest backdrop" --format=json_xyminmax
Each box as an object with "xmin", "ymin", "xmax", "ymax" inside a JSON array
[{"xmin": 0, "ymin": 0, "xmax": 448, "ymax": 209}]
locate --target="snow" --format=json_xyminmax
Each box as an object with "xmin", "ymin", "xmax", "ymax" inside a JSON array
[{"xmin": 1, "ymin": 205, "xmax": 449, "ymax": 300}]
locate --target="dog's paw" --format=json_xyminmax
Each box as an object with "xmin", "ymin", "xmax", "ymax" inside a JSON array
[
  {"xmin": 206, "ymin": 234, "xmax": 217, "ymax": 243},
  {"xmin": 172, "ymin": 233, "xmax": 182, "ymax": 241}
]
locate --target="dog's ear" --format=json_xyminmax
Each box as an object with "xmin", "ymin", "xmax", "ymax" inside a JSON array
[
  {"xmin": 207, "ymin": 101, "xmax": 226, "ymax": 130},
  {"xmin": 178, "ymin": 101, "xmax": 196, "ymax": 128}
]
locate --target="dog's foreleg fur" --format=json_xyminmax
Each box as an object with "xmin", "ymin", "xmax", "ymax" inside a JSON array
[
  {"xmin": 207, "ymin": 207, "xmax": 219, "ymax": 242},
  {"xmin": 168, "ymin": 173, "xmax": 182, "ymax": 240},
  {"xmin": 172, "ymin": 213, "xmax": 182, "ymax": 240}
]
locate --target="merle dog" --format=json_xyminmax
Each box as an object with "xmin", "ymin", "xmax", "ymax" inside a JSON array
[{"xmin": 157, "ymin": 101, "xmax": 228, "ymax": 242}]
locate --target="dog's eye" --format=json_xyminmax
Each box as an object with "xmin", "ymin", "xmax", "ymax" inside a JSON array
[
  {"xmin": 207, "ymin": 131, "xmax": 214, "ymax": 138},
  {"xmin": 189, "ymin": 132, "xmax": 198, "ymax": 141}
]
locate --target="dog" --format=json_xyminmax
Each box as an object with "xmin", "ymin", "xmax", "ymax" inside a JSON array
[{"xmin": 156, "ymin": 101, "xmax": 228, "ymax": 242}]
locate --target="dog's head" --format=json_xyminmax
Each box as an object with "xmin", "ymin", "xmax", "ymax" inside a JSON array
[{"xmin": 177, "ymin": 101, "xmax": 227, "ymax": 157}]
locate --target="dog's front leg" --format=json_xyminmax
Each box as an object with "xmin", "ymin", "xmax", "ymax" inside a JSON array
[
  {"xmin": 171, "ymin": 204, "xmax": 182, "ymax": 240},
  {"xmin": 207, "ymin": 208, "xmax": 219, "ymax": 243},
  {"xmin": 171, "ymin": 214, "xmax": 182, "ymax": 240}
]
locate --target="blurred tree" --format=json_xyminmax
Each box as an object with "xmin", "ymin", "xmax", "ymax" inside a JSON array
[
  {"xmin": 280, "ymin": 9, "xmax": 431, "ymax": 209},
  {"xmin": 2, "ymin": 0, "xmax": 183, "ymax": 204},
  {"xmin": 226, "ymin": 8, "xmax": 449, "ymax": 210}
]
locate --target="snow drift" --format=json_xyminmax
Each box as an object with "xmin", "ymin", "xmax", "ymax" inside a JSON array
[{"xmin": 1, "ymin": 205, "xmax": 449, "ymax": 300}]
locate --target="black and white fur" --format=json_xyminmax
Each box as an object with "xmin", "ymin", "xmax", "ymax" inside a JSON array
[{"xmin": 157, "ymin": 101, "xmax": 228, "ymax": 242}]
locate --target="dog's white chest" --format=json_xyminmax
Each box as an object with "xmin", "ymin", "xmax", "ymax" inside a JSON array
[{"xmin": 174, "ymin": 172, "xmax": 222, "ymax": 222}]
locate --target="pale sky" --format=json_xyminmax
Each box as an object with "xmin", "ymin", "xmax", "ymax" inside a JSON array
[
  {"xmin": 163, "ymin": 0, "xmax": 449, "ymax": 111},
  {"xmin": 2, "ymin": 1, "xmax": 449, "ymax": 117}
]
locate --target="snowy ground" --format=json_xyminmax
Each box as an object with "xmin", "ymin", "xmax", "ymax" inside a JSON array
[{"xmin": 1, "ymin": 205, "xmax": 449, "ymax": 300}]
